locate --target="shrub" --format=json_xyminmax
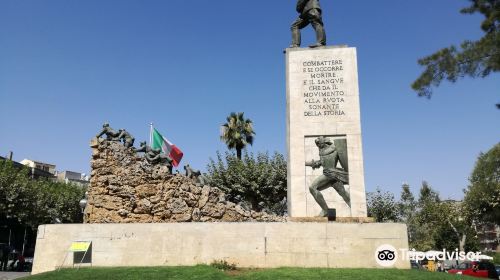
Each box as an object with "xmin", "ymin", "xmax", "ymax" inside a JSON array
[
  {"xmin": 210, "ymin": 259, "xmax": 237, "ymax": 271},
  {"xmin": 207, "ymin": 151, "xmax": 287, "ymax": 215}
]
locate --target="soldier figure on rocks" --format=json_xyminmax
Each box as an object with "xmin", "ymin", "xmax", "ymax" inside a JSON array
[
  {"xmin": 290, "ymin": 0, "xmax": 326, "ymax": 48},
  {"xmin": 96, "ymin": 123, "xmax": 121, "ymax": 141},
  {"xmin": 118, "ymin": 129, "xmax": 135, "ymax": 148},
  {"xmin": 134, "ymin": 141, "xmax": 173, "ymax": 173},
  {"xmin": 184, "ymin": 164, "xmax": 210, "ymax": 186},
  {"xmin": 133, "ymin": 141, "xmax": 148, "ymax": 153}
]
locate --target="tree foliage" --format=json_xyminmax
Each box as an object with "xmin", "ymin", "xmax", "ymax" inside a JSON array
[
  {"xmin": 412, "ymin": 0, "xmax": 500, "ymax": 102},
  {"xmin": 399, "ymin": 183, "xmax": 418, "ymax": 245},
  {"xmin": 463, "ymin": 142, "xmax": 500, "ymax": 225},
  {"xmin": 220, "ymin": 112, "xmax": 255, "ymax": 160},
  {"xmin": 408, "ymin": 182, "xmax": 479, "ymax": 252},
  {"xmin": 367, "ymin": 188, "xmax": 399, "ymax": 222},
  {"xmin": 371, "ymin": 182, "xmax": 479, "ymax": 251},
  {"xmin": 410, "ymin": 182, "xmax": 444, "ymax": 251},
  {"xmin": 0, "ymin": 160, "xmax": 34, "ymax": 224},
  {"xmin": 207, "ymin": 151, "xmax": 287, "ymax": 215},
  {"xmin": 0, "ymin": 160, "xmax": 85, "ymax": 229}
]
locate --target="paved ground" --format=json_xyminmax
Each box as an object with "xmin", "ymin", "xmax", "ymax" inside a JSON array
[{"xmin": 0, "ymin": 272, "xmax": 30, "ymax": 279}]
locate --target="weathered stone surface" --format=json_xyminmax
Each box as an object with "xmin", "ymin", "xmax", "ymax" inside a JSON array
[
  {"xmin": 32, "ymin": 223, "xmax": 411, "ymax": 275},
  {"xmin": 85, "ymin": 140, "xmax": 284, "ymax": 223},
  {"xmin": 286, "ymin": 47, "xmax": 368, "ymax": 218}
]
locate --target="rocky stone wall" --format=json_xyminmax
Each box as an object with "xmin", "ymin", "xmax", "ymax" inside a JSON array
[{"xmin": 85, "ymin": 139, "xmax": 284, "ymax": 223}]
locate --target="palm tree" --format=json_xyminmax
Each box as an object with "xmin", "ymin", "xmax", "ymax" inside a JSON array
[{"xmin": 220, "ymin": 112, "xmax": 255, "ymax": 159}]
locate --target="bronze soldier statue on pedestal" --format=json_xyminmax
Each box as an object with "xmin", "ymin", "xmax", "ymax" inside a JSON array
[{"xmin": 290, "ymin": 0, "xmax": 326, "ymax": 48}]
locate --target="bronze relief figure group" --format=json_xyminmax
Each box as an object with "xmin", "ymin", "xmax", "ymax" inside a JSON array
[{"xmin": 95, "ymin": 123, "xmax": 207, "ymax": 185}]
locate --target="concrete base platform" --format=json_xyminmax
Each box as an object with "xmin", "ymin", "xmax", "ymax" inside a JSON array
[
  {"xmin": 288, "ymin": 217, "xmax": 375, "ymax": 223},
  {"xmin": 32, "ymin": 222, "xmax": 410, "ymax": 274}
]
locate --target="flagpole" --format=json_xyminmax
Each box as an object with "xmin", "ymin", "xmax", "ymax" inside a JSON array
[{"xmin": 149, "ymin": 122, "xmax": 153, "ymax": 146}]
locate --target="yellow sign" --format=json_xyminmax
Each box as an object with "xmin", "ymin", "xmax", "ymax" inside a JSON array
[{"xmin": 69, "ymin": 241, "xmax": 91, "ymax": 252}]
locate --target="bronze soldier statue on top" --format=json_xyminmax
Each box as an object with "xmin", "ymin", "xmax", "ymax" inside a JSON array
[{"xmin": 290, "ymin": 0, "xmax": 326, "ymax": 48}]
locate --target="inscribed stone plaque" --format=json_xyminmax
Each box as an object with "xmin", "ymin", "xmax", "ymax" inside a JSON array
[{"xmin": 286, "ymin": 46, "xmax": 368, "ymax": 218}]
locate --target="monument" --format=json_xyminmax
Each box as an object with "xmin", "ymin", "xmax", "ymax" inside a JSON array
[
  {"xmin": 286, "ymin": 46, "xmax": 368, "ymax": 218},
  {"xmin": 31, "ymin": 2, "xmax": 409, "ymax": 274},
  {"xmin": 83, "ymin": 129, "xmax": 283, "ymax": 223}
]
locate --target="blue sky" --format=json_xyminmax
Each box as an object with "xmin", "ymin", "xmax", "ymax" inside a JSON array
[{"xmin": 0, "ymin": 0, "xmax": 498, "ymax": 200}]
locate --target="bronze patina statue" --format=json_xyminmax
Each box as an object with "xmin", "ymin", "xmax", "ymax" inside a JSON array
[
  {"xmin": 133, "ymin": 141, "xmax": 148, "ymax": 153},
  {"xmin": 118, "ymin": 129, "xmax": 135, "ymax": 148},
  {"xmin": 306, "ymin": 136, "xmax": 350, "ymax": 216},
  {"xmin": 184, "ymin": 164, "xmax": 210, "ymax": 186},
  {"xmin": 290, "ymin": 0, "xmax": 326, "ymax": 48},
  {"xmin": 96, "ymin": 123, "xmax": 121, "ymax": 141},
  {"xmin": 133, "ymin": 141, "xmax": 173, "ymax": 173}
]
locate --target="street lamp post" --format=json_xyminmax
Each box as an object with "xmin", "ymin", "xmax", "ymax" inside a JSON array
[{"xmin": 79, "ymin": 192, "xmax": 88, "ymax": 222}]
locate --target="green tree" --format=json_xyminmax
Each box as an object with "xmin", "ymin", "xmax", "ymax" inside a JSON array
[
  {"xmin": 418, "ymin": 181, "xmax": 441, "ymax": 205},
  {"xmin": 0, "ymin": 159, "xmax": 85, "ymax": 229},
  {"xmin": 207, "ymin": 151, "xmax": 287, "ymax": 214},
  {"xmin": 367, "ymin": 188, "xmax": 399, "ymax": 222},
  {"xmin": 32, "ymin": 179, "xmax": 85, "ymax": 226},
  {"xmin": 398, "ymin": 183, "xmax": 417, "ymax": 245},
  {"xmin": 463, "ymin": 142, "xmax": 500, "ymax": 225},
  {"xmin": 405, "ymin": 181, "xmax": 479, "ymax": 251},
  {"xmin": 412, "ymin": 181, "xmax": 443, "ymax": 251},
  {"xmin": 435, "ymin": 200, "xmax": 479, "ymax": 252},
  {"xmin": 220, "ymin": 112, "xmax": 255, "ymax": 159},
  {"xmin": 0, "ymin": 160, "xmax": 35, "ymax": 224},
  {"xmin": 412, "ymin": 0, "xmax": 500, "ymax": 106}
]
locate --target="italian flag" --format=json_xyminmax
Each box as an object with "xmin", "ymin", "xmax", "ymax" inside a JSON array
[{"xmin": 151, "ymin": 128, "xmax": 184, "ymax": 167}]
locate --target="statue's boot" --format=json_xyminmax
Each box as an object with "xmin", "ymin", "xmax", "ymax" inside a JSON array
[{"xmin": 309, "ymin": 42, "xmax": 325, "ymax": 48}]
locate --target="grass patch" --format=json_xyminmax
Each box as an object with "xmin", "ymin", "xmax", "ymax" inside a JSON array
[{"xmin": 26, "ymin": 266, "xmax": 477, "ymax": 280}]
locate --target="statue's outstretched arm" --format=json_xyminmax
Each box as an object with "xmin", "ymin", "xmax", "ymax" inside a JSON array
[
  {"xmin": 305, "ymin": 160, "xmax": 322, "ymax": 169},
  {"xmin": 96, "ymin": 129, "xmax": 106, "ymax": 138},
  {"xmin": 117, "ymin": 130, "xmax": 125, "ymax": 139}
]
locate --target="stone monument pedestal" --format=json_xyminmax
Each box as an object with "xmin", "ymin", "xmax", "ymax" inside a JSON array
[
  {"xmin": 32, "ymin": 222, "xmax": 410, "ymax": 274},
  {"xmin": 286, "ymin": 46, "xmax": 368, "ymax": 218}
]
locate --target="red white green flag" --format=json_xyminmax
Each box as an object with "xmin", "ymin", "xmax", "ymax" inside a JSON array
[{"xmin": 151, "ymin": 128, "xmax": 183, "ymax": 167}]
